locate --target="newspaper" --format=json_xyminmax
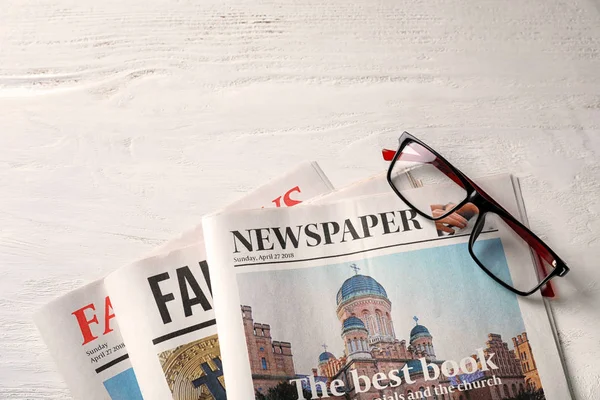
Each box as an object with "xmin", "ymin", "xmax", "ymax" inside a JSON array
[
  {"xmin": 34, "ymin": 161, "xmax": 333, "ymax": 400},
  {"xmin": 202, "ymin": 174, "xmax": 571, "ymax": 400},
  {"xmin": 34, "ymin": 280, "xmax": 144, "ymax": 400},
  {"xmin": 102, "ymin": 162, "xmax": 332, "ymax": 400}
]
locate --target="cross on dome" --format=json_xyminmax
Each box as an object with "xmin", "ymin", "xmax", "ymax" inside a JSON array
[
  {"xmin": 413, "ymin": 316, "xmax": 419, "ymax": 325},
  {"xmin": 350, "ymin": 264, "xmax": 360, "ymax": 275},
  {"xmin": 321, "ymin": 344, "xmax": 328, "ymax": 352}
]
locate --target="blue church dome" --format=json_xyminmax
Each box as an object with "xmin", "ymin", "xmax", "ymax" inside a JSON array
[
  {"xmin": 405, "ymin": 359, "xmax": 424, "ymax": 374},
  {"xmin": 318, "ymin": 352, "xmax": 335, "ymax": 363},
  {"xmin": 410, "ymin": 324, "xmax": 431, "ymax": 340},
  {"xmin": 341, "ymin": 316, "xmax": 367, "ymax": 334},
  {"xmin": 336, "ymin": 274, "xmax": 388, "ymax": 305},
  {"xmin": 405, "ymin": 359, "xmax": 437, "ymax": 377},
  {"xmin": 404, "ymin": 359, "xmax": 432, "ymax": 376}
]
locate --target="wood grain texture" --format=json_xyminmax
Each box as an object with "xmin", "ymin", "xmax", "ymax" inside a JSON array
[{"xmin": 1, "ymin": 0, "xmax": 599, "ymax": 398}]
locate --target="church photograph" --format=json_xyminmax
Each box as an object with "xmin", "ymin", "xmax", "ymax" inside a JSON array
[{"xmin": 236, "ymin": 243, "xmax": 546, "ymax": 400}]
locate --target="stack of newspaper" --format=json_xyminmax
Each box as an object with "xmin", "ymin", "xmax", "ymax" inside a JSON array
[{"xmin": 35, "ymin": 162, "xmax": 572, "ymax": 400}]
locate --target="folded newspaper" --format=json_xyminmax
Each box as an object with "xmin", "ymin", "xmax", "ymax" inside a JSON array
[
  {"xmin": 34, "ymin": 162, "xmax": 333, "ymax": 400},
  {"xmin": 203, "ymin": 174, "xmax": 571, "ymax": 400}
]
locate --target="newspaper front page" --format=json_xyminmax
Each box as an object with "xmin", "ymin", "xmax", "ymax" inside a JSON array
[
  {"xmin": 34, "ymin": 280, "xmax": 144, "ymax": 400},
  {"xmin": 35, "ymin": 161, "xmax": 332, "ymax": 400},
  {"xmin": 103, "ymin": 162, "xmax": 333, "ymax": 400},
  {"xmin": 203, "ymin": 175, "xmax": 571, "ymax": 400}
]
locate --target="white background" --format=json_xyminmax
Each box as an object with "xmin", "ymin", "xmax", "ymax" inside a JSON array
[{"xmin": 1, "ymin": 0, "xmax": 599, "ymax": 399}]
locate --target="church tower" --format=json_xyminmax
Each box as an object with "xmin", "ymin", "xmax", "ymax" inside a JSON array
[
  {"xmin": 341, "ymin": 317, "xmax": 372, "ymax": 361},
  {"xmin": 336, "ymin": 264, "xmax": 396, "ymax": 347},
  {"xmin": 409, "ymin": 316, "xmax": 436, "ymax": 360}
]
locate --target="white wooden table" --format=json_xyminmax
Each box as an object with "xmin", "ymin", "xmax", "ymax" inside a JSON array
[{"xmin": 1, "ymin": 0, "xmax": 599, "ymax": 398}]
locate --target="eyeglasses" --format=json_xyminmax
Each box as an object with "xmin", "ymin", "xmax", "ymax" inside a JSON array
[{"xmin": 383, "ymin": 132, "xmax": 570, "ymax": 297}]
